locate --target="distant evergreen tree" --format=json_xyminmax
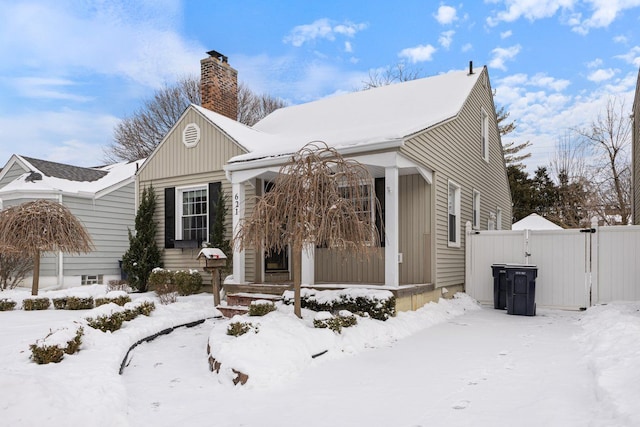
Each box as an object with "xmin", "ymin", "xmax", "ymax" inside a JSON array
[{"xmin": 122, "ymin": 185, "xmax": 162, "ymax": 292}]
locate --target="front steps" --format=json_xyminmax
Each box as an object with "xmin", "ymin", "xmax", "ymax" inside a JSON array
[{"xmin": 217, "ymin": 284, "xmax": 290, "ymax": 318}]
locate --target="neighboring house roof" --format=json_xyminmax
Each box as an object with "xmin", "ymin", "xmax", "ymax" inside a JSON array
[
  {"xmin": 512, "ymin": 213, "xmax": 562, "ymax": 230},
  {"xmin": 229, "ymin": 67, "xmax": 483, "ymax": 163},
  {"xmin": 0, "ymin": 155, "xmax": 143, "ymax": 200}
]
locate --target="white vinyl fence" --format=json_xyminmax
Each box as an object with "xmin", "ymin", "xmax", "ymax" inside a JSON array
[{"xmin": 465, "ymin": 222, "xmax": 640, "ymax": 310}]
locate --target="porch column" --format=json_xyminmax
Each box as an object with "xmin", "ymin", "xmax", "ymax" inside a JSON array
[
  {"xmin": 232, "ymin": 181, "xmax": 245, "ymax": 284},
  {"xmin": 384, "ymin": 166, "xmax": 399, "ymax": 287},
  {"xmin": 301, "ymin": 243, "xmax": 315, "ymax": 285}
]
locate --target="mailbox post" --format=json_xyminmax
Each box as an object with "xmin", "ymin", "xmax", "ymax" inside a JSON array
[{"xmin": 197, "ymin": 248, "xmax": 227, "ymax": 306}]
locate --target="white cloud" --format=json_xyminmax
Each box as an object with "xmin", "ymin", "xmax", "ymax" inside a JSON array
[
  {"xmin": 398, "ymin": 44, "xmax": 438, "ymax": 63},
  {"xmin": 345, "ymin": 41, "xmax": 353, "ymax": 53},
  {"xmin": 284, "ymin": 19, "xmax": 368, "ymax": 47},
  {"xmin": 614, "ymin": 35, "xmax": 628, "ymax": 44},
  {"xmin": 439, "ymin": 31, "xmax": 456, "ymax": 49},
  {"xmin": 12, "ymin": 77, "xmax": 92, "ymax": 102},
  {"xmin": 488, "ymin": 45, "xmax": 521, "ymax": 70},
  {"xmin": 615, "ymin": 46, "xmax": 640, "ymax": 67},
  {"xmin": 434, "ymin": 5, "xmax": 458, "ymax": 24},
  {"xmin": 529, "ymin": 73, "xmax": 571, "ymax": 91},
  {"xmin": 587, "ymin": 58, "xmax": 604, "ymax": 68},
  {"xmin": 500, "ymin": 30, "xmax": 513, "ymax": 39},
  {"xmin": 587, "ymin": 68, "xmax": 618, "ymax": 82},
  {"xmin": 487, "ymin": 0, "xmax": 640, "ymax": 35},
  {"xmin": 461, "ymin": 43, "xmax": 473, "ymax": 52},
  {"xmin": 0, "ymin": 1, "xmax": 203, "ymax": 90}
]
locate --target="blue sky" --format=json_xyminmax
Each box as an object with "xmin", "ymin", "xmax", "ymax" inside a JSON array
[{"xmin": 2, "ymin": 0, "xmax": 640, "ymax": 172}]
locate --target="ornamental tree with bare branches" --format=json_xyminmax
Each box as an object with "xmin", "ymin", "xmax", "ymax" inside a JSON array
[
  {"xmin": 235, "ymin": 142, "xmax": 381, "ymax": 318},
  {"xmin": 0, "ymin": 200, "xmax": 93, "ymax": 295}
]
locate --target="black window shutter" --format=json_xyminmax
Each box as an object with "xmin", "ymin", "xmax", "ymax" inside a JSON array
[
  {"xmin": 164, "ymin": 187, "xmax": 175, "ymax": 248},
  {"xmin": 375, "ymin": 178, "xmax": 385, "ymax": 247},
  {"xmin": 208, "ymin": 182, "xmax": 221, "ymax": 242}
]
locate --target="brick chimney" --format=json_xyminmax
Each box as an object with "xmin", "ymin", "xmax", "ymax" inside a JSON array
[{"xmin": 200, "ymin": 50, "xmax": 238, "ymax": 120}]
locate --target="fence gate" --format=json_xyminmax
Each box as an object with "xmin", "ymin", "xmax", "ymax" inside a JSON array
[{"xmin": 467, "ymin": 223, "xmax": 640, "ymax": 309}]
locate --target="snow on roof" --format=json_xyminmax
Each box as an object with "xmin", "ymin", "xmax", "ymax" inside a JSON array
[
  {"xmin": 512, "ymin": 213, "xmax": 562, "ymax": 230},
  {"xmin": 0, "ymin": 155, "xmax": 143, "ymax": 198},
  {"xmin": 228, "ymin": 67, "xmax": 483, "ymax": 164}
]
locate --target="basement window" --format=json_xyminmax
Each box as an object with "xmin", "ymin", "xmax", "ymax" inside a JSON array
[{"xmin": 82, "ymin": 274, "xmax": 103, "ymax": 285}]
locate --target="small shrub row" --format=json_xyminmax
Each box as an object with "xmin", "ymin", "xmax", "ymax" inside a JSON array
[
  {"xmin": 227, "ymin": 321, "xmax": 258, "ymax": 337},
  {"xmin": 95, "ymin": 292, "xmax": 131, "ymax": 307},
  {"xmin": 30, "ymin": 325, "xmax": 84, "ymax": 364},
  {"xmin": 283, "ymin": 289, "xmax": 396, "ymax": 321},
  {"xmin": 85, "ymin": 300, "xmax": 156, "ymax": 333},
  {"xmin": 64, "ymin": 296, "xmax": 95, "ymax": 310},
  {"xmin": 22, "ymin": 297, "xmax": 51, "ymax": 311},
  {"xmin": 313, "ymin": 310, "xmax": 358, "ymax": 333},
  {"xmin": 248, "ymin": 300, "xmax": 276, "ymax": 317},
  {"xmin": 0, "ymin": 298, "xmax": 17, "ymax": 311},
  {"xmin": 149, "ymin": 268, "xmax": 203, "ymax": 303}
]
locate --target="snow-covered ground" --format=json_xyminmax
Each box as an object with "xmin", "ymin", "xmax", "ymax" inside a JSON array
[{"xmin": 0, "ymin": 286, "xmax": 638, "ymax": 427}]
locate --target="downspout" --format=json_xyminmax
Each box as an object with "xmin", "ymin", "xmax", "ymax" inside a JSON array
[{"xmin": 57, "ymin": 193, "xmax": 64, "ymax": 287}]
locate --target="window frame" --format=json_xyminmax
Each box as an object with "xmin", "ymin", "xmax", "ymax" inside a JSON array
[
  {"xmin": 338, "ymin": 178, "xmax": 377, "ymax": 246},
  {"xmin": 472, "ymin": 190, "xmax": 481, "ymax": 230},
  {"xmin": 481, "ymin": 108, "xmax": 489, "ymax": 162},
  {"xmin": 496, "ymin": 208, "xmax": 502, "ymax": 230},
  {"xmin": 448, "ymin": 180, "xmax": 461, "ymax": 248},
  {"xmin": 176, "ymin": 185, "xmax": 208, "ymax": 244}
]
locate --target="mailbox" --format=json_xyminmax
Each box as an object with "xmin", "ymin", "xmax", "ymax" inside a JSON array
[{"xmin": 197, "ymin": 248, "xmax": 227, "ymax": 269}]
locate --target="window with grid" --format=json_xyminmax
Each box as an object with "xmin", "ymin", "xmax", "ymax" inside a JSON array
[
  {"xmin": 81, "ymin": 274, "xmax": 103, "ymax": 285},
  {"xmin": 338, "ymin": 182, "xmax": 375, "ymax": 243},
  {"xmin": 180, "ymin": 188, "xmax": 207, "ymax": 244}
]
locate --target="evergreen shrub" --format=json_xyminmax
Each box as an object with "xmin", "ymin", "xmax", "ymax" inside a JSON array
[
  {"xmin": 22, "ymin": 297, "xmax": 51, "ymax": 311},
  {"xmin": 65, "ymin": 296, "xmax": 94, "ymax": 310},
  {"xmin": 174, "ymin": 270, "xmax": 202, "ymax": 295},
  {"xmin": 248, "ymin": 300, "xmax": 276, "ymax": 316},
  {"xmin": 52, "ymin": 297, "xmax": 68, "ymax": 310},
  {"xmin": 0, "ymin": 298, "xmax": 16, "ymax": 311}
]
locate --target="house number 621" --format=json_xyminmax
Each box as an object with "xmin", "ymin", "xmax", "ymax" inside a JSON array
[{"xmin": 234, "ymin": 193, "xmax": 239, "ymax": 215}]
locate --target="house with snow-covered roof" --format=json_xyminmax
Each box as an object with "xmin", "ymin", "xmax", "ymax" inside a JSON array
[
  {"xmin": 137, "ymin": 52, "xmax": 511, "ymax": 311},
  {"xmin": 0, "ymin": 154, "xmax": 142, "ymax": 289}
]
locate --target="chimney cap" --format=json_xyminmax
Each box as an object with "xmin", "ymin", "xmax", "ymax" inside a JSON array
[{"xmin": 206, "ymin": 50, "xmax": 228, "ymax": 63}]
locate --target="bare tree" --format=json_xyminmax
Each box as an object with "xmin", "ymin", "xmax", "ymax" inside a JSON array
[
  {"xmin": 0, "ymin": 200, "xmax": 93, "ymax": 295},
  {"xmin": 0, "ymin": 252, "xmax": 33, "ymax": 290},
  {"xmin": 235, "ymin": 142, "xmax": 381, "ymax": 318},
  {"xmin": 104, "ymin": 77, "xmax": 286, "ymax": 162},
  {"xmin": 361, "ymin": 63, "xmax": 423, "ymax": 89},
  {"xmin": 237, "ymin": 84, "xmax": 288, "ymax": 126},
  {"xmin": 574, "ymin": 97, "xmax": 631, "ymax": 225}
]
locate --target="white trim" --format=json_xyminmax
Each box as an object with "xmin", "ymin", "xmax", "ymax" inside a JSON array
[
  {"xmin": 175, "ymin": 184, "xmax": 208, "ymax": 241},
  {"xmin": 232, "ymin": 181, "xmax": 246, "ymax": 283},
  {"xmin": 447, "ymin": 180, "xmax": 461, "ymax": 248},
  {"xmin": 497, "ymin": 207, "xmax": 503, "ymax": 230},
  {"xmin": 472, "ymin": 189, "xmax": 481, "ymax": 230},
  {"xmin": 182, "ymin": 122, "xmax": 201, "ymax": 148},
  {"xmin": 385, "ymin": 166, "xmax": 400, "ymax": 287}
]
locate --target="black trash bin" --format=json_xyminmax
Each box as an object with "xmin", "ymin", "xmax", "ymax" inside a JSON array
[
  {"xmin": 505, "ymin": 264, "xmax": 537, "ymax": 316},
  {"xmin": 491, "ymin": 264, "xmax": 508, "ymax": 310}
]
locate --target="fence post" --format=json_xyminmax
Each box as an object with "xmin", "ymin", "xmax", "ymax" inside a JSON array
[
  {"xmin": 590, "ymin": 218, "xmax": 599, "ymax": 307},
  {"xmin": 465, "ymin": 221, "xmax": 472, "ymax": 294}
]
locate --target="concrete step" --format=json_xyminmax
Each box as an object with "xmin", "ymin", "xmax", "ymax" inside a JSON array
[
  {"xmin": 223, "ymin": 283, "xmax": 292, "ymax": 296},
  {"xmin": 226, "ymin": 292, "xmax": 282, "ymax": 307},
  {"xmin": 216, "ymin": 305, "xmax": 249, "ymax": 318}
]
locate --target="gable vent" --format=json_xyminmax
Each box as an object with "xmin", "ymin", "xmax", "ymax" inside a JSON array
[{"xmin": 182, "ymin": 123, "xmax": 201, "ymax": 148}]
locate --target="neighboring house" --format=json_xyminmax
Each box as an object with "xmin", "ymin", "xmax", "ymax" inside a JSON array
[
  {"xmin": 512, "ymin": 213, "xmax": 562, "ymax": 230},
  {"xmin": 0, "ymin": 154, "xmax": 141, "ymax": 289},
  {"xmin": 139, "ymin": 51, "xmax": 511, "ymax": 311}
]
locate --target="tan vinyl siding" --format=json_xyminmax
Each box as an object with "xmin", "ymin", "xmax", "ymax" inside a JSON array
[
  {"xmin": 63, "ymin": 184, "xmax": 135, "ymax": 276},
  {"xmin": 137, "ymin": 110, "xmax": 255, "ymax": 284},
  {"xmin": 401, "ymin": 68, "xmax": 512, "ymax": 288},
  {"xmin": 137, "ymin": 108, "xmax": 247, "ymax": 182},
  {"xmin": 315, "ymin": 248, "xmax": 384, "ymax": 283},
  {"xmin": 399, "ymin": 174, "xmax": 431, "ymax": 284},
  {"xmin": 0, "ymin": 162, "xmax": 28, "ymax": 189}
]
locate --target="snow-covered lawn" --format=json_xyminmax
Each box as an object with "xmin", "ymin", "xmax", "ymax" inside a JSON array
[{"xmin": 0, "ymin": 286, "xmax": 638, "ymax": 427}]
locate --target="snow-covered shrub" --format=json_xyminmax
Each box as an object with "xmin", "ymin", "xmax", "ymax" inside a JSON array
[
  {"xmin": 106, "ymin": 279, "xmax": 130, "ymax": 293},
  {"xmin": 283, "ymin": 289, "xmax": 395, "ymax": 320},
  {"xmin": 313, "ymin": 310, "xmax": 358, "ymax": 333},
  {"xmin": 248, "ymin": 300, "xmax": 276, "ymax": 316},
  {"xmin": 95, "ymin": 291, "xmax": 131, "ymax": 307},
  {"xmin": 52, "ymin": 297, "xmax": 68, "ymax": 310},
  {"xmin": 126, "ymin": 299, "xmax": 155, "ymax": 317},
  {"xmin": 65, "ymin": 296, "xmax": 94, "ymax": 310},
  {"xmin": 0, "ymin": 298, "xmax": 16, "ymax": 311},
  {"xmin": 150, "ymin": 268, "xmax": 178, "ymax": 304},
  {"xmin": 174, "ymin": 269, "xmax": 202, "ymax": 295},
  {"xmin": 30, "ymin": 325, "xmax": 84, "ymax": 364},
  {"xmin": 22, "ymin": 297, "xmax": 51, "ymax": 311},
  {"xmin": 85, "ymin": 303, "xmax": 126, "ymax": 332},
  {"xmin": 227, "ymin": 321, "xmax": 257, "ymax": 337}
]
